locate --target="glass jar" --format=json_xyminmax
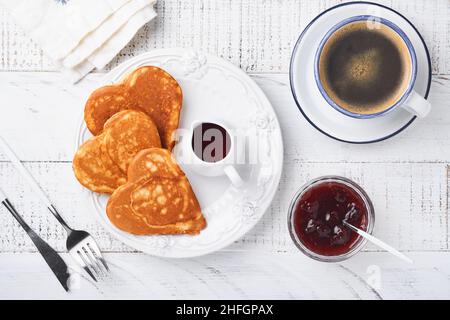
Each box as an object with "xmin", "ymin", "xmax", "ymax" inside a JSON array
[{"xmin": 287, "ymin": 176, "xmax": 375, "ymax": 262}]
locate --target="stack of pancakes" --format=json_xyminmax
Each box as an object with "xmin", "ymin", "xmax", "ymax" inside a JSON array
[{"xmin": 73, "ymin": 66, "xmax": 206, "ymax": 236}]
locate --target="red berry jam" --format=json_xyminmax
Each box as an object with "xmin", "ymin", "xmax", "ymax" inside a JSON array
[{"xmin": 292, "ymin": 180, "xmax": 369, "ymax": 257}]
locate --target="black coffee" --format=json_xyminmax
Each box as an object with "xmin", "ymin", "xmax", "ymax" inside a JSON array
[
  {"xmin": 192, "ymin": 123, "xmax": 231, "ymax": 163},
  {"xmin": 318, "ymin": 21, "xmax": 412, "ymax": 115}
]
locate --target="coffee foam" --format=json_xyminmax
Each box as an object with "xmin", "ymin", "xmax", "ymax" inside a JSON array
[{"xmin": 318, "ymin": 21, "xmax": 413, "ymax": 115}]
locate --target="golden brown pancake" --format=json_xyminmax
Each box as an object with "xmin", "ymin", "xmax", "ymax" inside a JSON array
[
  {"xmin": 106, "ymin": 148, "xmax": 206, "ymax": 235},
  {"xmin": 73, "ymin": 136, "xmax": 126, "ymax": 194},
  {"xmin": 73, "ymin": 110, "xmax": 161, "ymax": 194},
  {"xmin": 84, "ymin": 66, "xmax": 183, "ymax": 150},
  {"xmin": 104, "ymin": 110, "xmax": 161, "ymax": 172}
]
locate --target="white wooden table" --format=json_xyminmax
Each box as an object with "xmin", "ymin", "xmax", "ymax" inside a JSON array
[{"xmin": 1, "ymin": 0, "xmax": 450, "ymax": 300}]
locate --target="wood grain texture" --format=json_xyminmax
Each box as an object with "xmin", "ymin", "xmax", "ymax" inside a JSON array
[
  {"xmin": 1, "ymin": 0, "xmax": 450, "ymax": 74},
  {"xmin": 1, "ymin": 252, "xmax": 449, "ymax": 299},
  {"xmin": 0, "ymin": 73, "xmax": 449, "ymax": 163},
  {"xmin": 0, "ymin": 158, "xmax": 447, "ymax": 253},
  {"xmin": 0, "ymin": 72, "xmax": 448, "ymax": 255}
]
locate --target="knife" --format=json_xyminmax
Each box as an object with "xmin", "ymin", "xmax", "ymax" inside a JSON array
[{"xmin": 0, "ymin": 187, "xmax": 70, "ymax": 292}]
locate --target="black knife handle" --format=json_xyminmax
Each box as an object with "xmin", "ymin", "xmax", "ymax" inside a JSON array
[
  {"xmin": 2, "ymin": 198, "xmax": 34, "ymax": 233},
  {"xmin": 1, "ymin": 199, "xmax": 70, "ymax": 291}
]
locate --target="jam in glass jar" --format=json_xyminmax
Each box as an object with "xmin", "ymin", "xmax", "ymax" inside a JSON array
[{"xmin": 288, "ymin": 176, "xmax": 375, "ymax": 262}]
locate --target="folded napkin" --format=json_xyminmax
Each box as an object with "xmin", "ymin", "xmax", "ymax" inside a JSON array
[{"xmin": 1, "ymin": 0, "xmax": 157, "ymax": 82}]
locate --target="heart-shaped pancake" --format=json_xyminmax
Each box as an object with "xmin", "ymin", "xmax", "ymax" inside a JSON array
[
  {"xmin": 73, "ymin": 136, "xmax": 127, "ymax": 194},
  {"xmin": 73, "ymin": 110, "xmax": 161, "ymax": 193},
  {"xmin": 106, "ymin": 148, "xmax": 206, "ymax": 235},
  {"xmin": 104, "ymin": 110, "xmax": 161, "ymax": 172},
  {"xmin": 84, "ymin": 66, "xmax": 183, "ymax": 151}
]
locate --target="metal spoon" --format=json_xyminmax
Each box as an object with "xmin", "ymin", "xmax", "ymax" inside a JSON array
[{"xmin": 343, "ymin": 220, "xmax": 413, "ymax": 264}]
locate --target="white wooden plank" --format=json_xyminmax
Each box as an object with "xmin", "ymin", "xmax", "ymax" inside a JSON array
[
  {"xmin": 0, "ymin": 161, "xmax": 131, "ymax": 253},
  {"xmin": 231, "ymin": 161, "xmax": 449, "ymax": 253},
  {"xmin": 1, "ymin": 0, "xmax": 449, "ymax": 74},
  {"xmin": 257, "ymin": 74, "xmax": 450, "ymax": 164},
  {"xmin": 0, "ymin": 161, "xmax": 446, "ymax": 252},
  {"xmin": 0, "ymin": 72, "xmax": 448, "ymax": 253},
  {"xmin": 0, "ymin": 72, "xmax": 98, "ymax": 162},
  {"xmin": 0, "ymin": 72, "xmax": 450, "ymax": 163},
  {"xmin": 0, "ymin": 252, "xmax": 449, "ymax": 299}
]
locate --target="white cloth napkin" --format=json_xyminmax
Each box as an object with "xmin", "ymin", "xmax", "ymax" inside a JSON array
[{"xmin": 0, "ymin": 0, "xmax": 157, "ymax": 82}]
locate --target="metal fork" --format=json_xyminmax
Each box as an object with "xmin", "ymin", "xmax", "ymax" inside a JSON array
[
  {"xmin": 50, "ymin": 205, "xmax": 109, "ymax": 281},
  {"xmin": 0, "ymin": 136, "xmax": 109, "ymax": 281}
]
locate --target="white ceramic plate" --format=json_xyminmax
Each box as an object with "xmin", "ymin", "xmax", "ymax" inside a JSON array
[
  {"xmin": 76, "ymin": 49, "xmax": 283, "ymax": 258},
  {"xmin": 290, "ymin": 1, "xmax": 432, "ymax": 144}
]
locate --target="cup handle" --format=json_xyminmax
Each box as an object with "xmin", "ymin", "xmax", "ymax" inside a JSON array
[
  {"xmin": 400, "ymin": 90, "xmax": 431, "ymax": 118},
  {"xmin": 224, "ymin": 165, "xmax": 244, "ymax": 188}
]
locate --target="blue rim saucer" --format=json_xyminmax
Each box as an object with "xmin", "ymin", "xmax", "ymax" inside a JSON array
[{"xmin": 289, "ymin": 1, "xmax": 432, "ymax": 144}]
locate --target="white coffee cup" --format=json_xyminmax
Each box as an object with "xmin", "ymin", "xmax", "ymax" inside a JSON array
[{"xmin": 314, "ymin": 15, "xmax": 432, "ymax": 119}]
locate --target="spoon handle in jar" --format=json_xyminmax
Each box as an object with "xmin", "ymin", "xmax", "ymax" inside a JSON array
[{"xmin": 344, "ymin": 221, "xmax": 413, "ymax": 264}]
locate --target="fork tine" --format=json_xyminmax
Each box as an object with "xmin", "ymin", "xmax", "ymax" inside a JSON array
[
  {"xmin": 100, "ymin": 257, "xmax": 109, "ymax": 272},
  {"xmin": 87, "ymin": 241, "xmax": 109, "ymax": 272},
  {"xmin": 70, "ymin": 249, "xmax": 97, "ymax": 282},
  {"xmin": 83, "ymin": 266, "xmax": 97, "ymax": 282},
  {"xmin": 77, "ymin": 249, "xmax": 98, "ymax": 282},
  {"xmin": 82, "ymin": 247, "xmax": 101, "ymax": 277},
  {"xmin": 84, "ymin": 245, "xmax": 105, "ymax": 276}
]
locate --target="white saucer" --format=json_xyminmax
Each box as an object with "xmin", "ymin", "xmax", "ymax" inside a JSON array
[
  {"xmin": 289, "ymin": 1, "xmax": 432, "ymax": 144},
  {"xmin": 76, "ymin": 49, "xmax": 283, "ymax": 258}
]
